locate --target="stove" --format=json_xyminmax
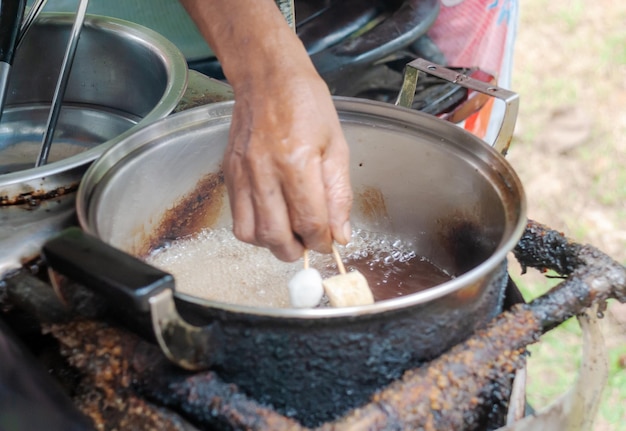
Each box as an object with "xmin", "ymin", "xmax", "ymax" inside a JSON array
[
  {"xmin": 0, "ymin": 265, "xmax": 519, "ymax": 431},
  {"xmin": 2, "ymin": 220, "xmax": 623, "ymax": 430}
]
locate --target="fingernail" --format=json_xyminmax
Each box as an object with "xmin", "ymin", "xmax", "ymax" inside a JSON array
[{"xmin": 342, "ymin": 220, "xmax": 352, "ymax": 244}]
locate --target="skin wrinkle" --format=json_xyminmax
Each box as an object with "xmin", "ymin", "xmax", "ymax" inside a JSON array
[
  {"xmin": 239, "ymin": 81, "xmax": 334, "ymax": 255},
  {"xmin": 179, "ymin": 0, "xmax": 353, "ymax": 261},
  {"xmin": 246, "ymin": 139, "xmax": 300, "ymax": 257},
  {"xmin": 282, "ymin": 140, "xmax": 331, "ymax": 243}
]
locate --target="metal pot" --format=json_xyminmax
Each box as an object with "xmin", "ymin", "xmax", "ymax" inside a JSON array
[
  {"xmin": 43, "ymin": 59, "xmax": 526, "ymax": 426},
  {"xmin": 0, "ymin": 13, "xmax": 188, "ymax": 275}
]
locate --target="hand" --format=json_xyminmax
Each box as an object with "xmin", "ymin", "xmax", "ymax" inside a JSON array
[
  {"xmin": 225, "ymin": 64, "xmax": 353, "ymax": 262},
  {"xmin": 179, "ymin": 0, "xmax": 353, "ymax": 261}
]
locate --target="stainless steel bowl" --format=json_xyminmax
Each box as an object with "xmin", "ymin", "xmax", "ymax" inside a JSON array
[
  {"xmin": 0, "ymin": 13, "xmax": 188, "ymax": 276},
  {"xmin": 0, "ymin": 13, "xmax": 188, "ymax": 199}
]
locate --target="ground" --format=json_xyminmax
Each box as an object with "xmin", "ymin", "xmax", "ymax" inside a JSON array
[{"xmin": 506, "ymin": 1, "xmax": 626, "ymax": 430}]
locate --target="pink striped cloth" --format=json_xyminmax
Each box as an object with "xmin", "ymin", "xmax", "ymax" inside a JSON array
[{"xmin": 428, "ymin": 0, "xmax": 519, "ymax": 144}]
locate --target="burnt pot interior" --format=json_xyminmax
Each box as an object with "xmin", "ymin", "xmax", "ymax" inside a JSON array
[
  {"xmin": 77, "ymin": 99, "xmax": 525, "ymax": 425},
  {"xmin": 86, "ymin": 100, "xmax": 522, "ymax": 279}
]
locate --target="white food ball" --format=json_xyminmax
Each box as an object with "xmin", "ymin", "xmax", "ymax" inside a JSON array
[{"xmin": 288, "ymin": 268, "xmax": 324, "ymax": 308}]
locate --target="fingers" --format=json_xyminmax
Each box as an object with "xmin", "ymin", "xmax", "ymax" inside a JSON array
[
  {"xmin": 322, "ymin": 132, "xmax": 353, "ymax": 246},
  {"xmin": 282, "ymin": 145, "xmax": 333, "ymax": 254},
  {"xmin": 223, "ymin": 72, "xmax": 353, "ymax": 261},
  {"xmin": 223, "ymin": 145, "xmax": 256, "ymax": 245},
  {"xmin": 225, "ymin": 161, "xmax": 306, "ymax": 261},
  {"xmin": 225, "ymin": 125, "xmax": 349, "ymax": 261},
  {"xmin": 225, "ymin": 118, "xmax": 306, "ymax": 262}
]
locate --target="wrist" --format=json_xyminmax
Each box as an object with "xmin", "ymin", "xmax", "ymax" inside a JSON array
[
  {"xmin": 222, "ymin": 31, "xmax": 317, "ymax": 94},
  {"xmin": 179, "ymin": 0, "xmax": 316, "ymax": 90}
]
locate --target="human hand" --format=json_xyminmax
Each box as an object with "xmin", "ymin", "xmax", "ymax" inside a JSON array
[
  {"xmin": 224, "ymin": 65, "xmax": 353, "ymax": 262},
  {"xmin": 179, "ymin": 0, "xmax": 353, "ymax": 261}
]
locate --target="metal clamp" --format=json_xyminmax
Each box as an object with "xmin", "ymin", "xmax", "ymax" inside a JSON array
[{"xmin": 396, "ymin": 58, "xmax": 519, "ymax": 155}]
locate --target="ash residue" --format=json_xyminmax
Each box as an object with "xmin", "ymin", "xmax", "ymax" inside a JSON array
[{"xmin": 513, "ymin": 220, "xmax": 583, "ymax": 276}]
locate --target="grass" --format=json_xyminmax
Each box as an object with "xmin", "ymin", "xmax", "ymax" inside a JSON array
[
  {"xmin": 510, "ymin": 269, "xmax": 626, "ymax": 430},
  {"xmin": 447, "ymin": 0, "xmax": 626, "ymax": 428},
  {"xmin": 507, "ymin": 5, "xmax": 626, "ymax": 427}
]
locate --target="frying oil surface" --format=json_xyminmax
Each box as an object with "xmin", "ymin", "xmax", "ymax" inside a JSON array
[{"xmin": 146, "ymin": 227, "xmax": 453, "ymax": 308}]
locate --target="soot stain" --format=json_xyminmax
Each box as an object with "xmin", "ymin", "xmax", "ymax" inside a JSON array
[
  {"xmin": 355, "ymin": 186, "xmax": 389, "ymax": 224},
  {"xmin": 138, "ymin": 171, "xmax": 226, "ymax": 257},
  {"xmin": 438, "ymin": 212, "xmax": 494, "ymax": 275}
]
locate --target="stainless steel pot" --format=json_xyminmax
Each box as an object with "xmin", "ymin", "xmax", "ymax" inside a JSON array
[
  {"xmin": 43, "ymin": 59, "xmax": 526, "ymax": 426},
  {"xmin": 0, "ymin": 13, "xmax": 188, "ymax": 275}
]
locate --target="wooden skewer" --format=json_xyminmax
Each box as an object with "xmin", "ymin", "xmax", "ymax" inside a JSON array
[{"xmin": 331, "ymin": 244, "xmax": 346, "ymax": 275}]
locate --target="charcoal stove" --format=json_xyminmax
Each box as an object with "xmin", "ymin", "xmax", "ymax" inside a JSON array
[
  {"xmin": 2, "ymin": 221, "xmax": 624, "ymax": 431},
  {"xmin": 0, "ymin": 275, "xmax": 521, "ymax": 431}
]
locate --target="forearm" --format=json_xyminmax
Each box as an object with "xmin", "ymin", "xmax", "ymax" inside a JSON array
[{"xmin": 178, "ymin": 0, "xmax": 316, "ymax": 91}]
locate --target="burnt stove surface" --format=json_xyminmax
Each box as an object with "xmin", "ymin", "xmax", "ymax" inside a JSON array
[
  {"xmin": 0, "ymin": 269, "xmax": 519, "ymax": 431},
  {"xmin": 2, "ymin": 220, "xmax": 625, "ymax": 431}
]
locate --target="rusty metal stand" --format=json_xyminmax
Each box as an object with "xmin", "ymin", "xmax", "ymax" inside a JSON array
[{"xmin": 1, "ymin": 220, "xmax": 624, "ymax": 430}]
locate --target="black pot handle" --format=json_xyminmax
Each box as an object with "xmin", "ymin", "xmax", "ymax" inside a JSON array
[{"xmin": 42, "ymin": 227, "xmax": 221, "ymax": 371}]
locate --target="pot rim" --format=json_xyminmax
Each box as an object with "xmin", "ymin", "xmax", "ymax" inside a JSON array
[
  {"xmin": 77, "ymin": 98, "xmax": 527, "ymax": 319},
  {"xmin": 0, "ymin": 12, "xmax": 188, "ymax": 190}
]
